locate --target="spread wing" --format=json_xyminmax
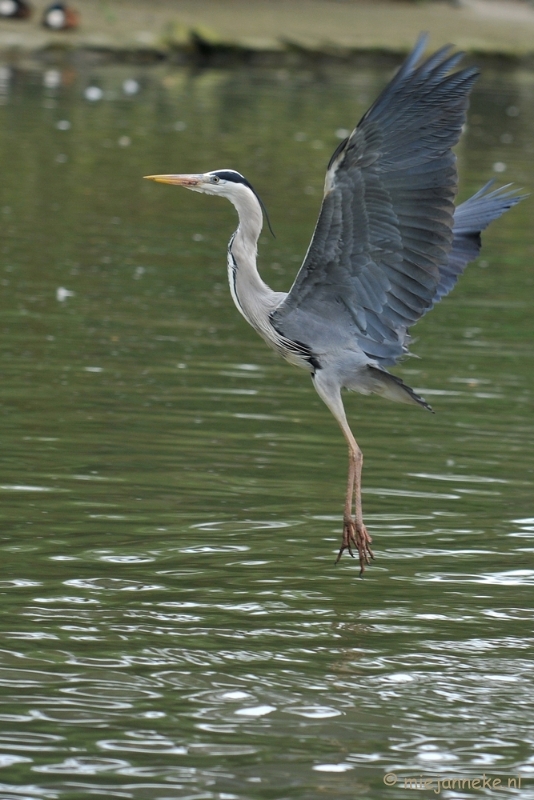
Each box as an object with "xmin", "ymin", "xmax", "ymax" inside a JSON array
[{"xmin": 271, "ymin": 36, "xmax": 479, "ymax": 367}]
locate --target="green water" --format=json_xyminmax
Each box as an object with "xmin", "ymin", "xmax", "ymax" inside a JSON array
[{"xmin": 0, "ymin": 58, "xmax": 532, "ymax": 800}]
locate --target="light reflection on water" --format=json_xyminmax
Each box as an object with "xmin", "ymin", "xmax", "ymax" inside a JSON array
[{"xmin": 0, "ymin": 58, "xmax": 532, "ymax": 799}]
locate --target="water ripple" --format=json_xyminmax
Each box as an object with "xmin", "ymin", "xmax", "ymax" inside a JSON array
[
  {"xmin": 32, "ymin": 757, "xmax": 130, "ymax": 775},
  {"xmin": 98, "ymin": 735, "xmax": 188, "ymax": 755},
  {"xmin": 64, "ymin": 579, "xmax": 164, "ymax": 592},
  {"xmin": 410, "ymin": 472, "xmax": 508, "ymax": 484},
  {"xmin": 0, "ymin": 669, "xmax": 74, "ymax": 687},
  {"xmin": 363, "ymin": 487, "xmax": 460, "ymax": 500},
  {"xmin": 234, "ymin": 704, "xmax": 276, "ymax": 717},
  {"xmin": 191, "ymin": 519, "xmax": 300, "ymax": 532},
  {"xmin": 420, "ymin": 570, "xmax": 534, "ymax": 585},
  {"xmin": 285, "ymin": 706, "xmax": 342, "ymax": 718},
  {"xmin": 0, "ymin": 732, "xmax": 63, "ymax": 751},
  {"xmin": 0, "ymin": 484, "xmax": 58, "ymax": 492},
  {"xmin": 0, "ymin": 580, "xmax": 42, "ymax": 589}
]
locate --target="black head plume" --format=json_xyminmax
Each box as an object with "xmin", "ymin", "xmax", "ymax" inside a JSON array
[{"xmin": 211, "ymin": 170, "xmax": 276, "ymax": 238}]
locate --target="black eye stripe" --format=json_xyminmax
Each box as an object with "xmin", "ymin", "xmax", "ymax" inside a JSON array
[{"xmin": 211, "ymin": 170, "xmax": 249, "ymax": 185}]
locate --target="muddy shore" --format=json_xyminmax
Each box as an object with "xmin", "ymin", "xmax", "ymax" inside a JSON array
[{"xmin": 1, "ymin": 0, "xmax": 534, "ymax": 64}]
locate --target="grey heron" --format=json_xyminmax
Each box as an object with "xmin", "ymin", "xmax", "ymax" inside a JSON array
[{"xmin": 145, "ymin": 36, "xmax": 525, "ymax": 575}]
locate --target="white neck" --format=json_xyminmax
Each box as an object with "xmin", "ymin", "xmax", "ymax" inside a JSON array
[{"xmin": 226, "ymin": 187, "xmax": 282, "ymax": 340}]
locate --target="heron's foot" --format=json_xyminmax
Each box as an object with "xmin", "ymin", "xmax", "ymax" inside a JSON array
[{"xmin": 336, "ymin": 517, "xmax": 374, "ymax": 576}]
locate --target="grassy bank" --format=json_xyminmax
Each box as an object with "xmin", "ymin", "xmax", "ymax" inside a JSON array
[{"xmin": 1, "ymin": 0, "xmax": 534, "ymax": 64}]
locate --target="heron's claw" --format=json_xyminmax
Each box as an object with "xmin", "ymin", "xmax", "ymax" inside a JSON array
[{"xmin": 336, "ymin": 518, "xmax": 374, "ymax": 576}]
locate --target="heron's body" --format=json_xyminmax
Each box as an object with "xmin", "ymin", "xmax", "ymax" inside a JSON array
[
  {"xmin": 223, "ymin": 171, "xmax": 422, "ymax": 405},
  {"xmin": 146, "ymin": 37, "xmax": 524, "ymax": 574}
]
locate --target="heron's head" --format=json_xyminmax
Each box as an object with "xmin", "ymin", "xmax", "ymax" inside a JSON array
[
  {"xmin": 144, "ymin": 169, "xmax": 255, "ymax": 199},
  {"xmin": 144, "ymin": 169, "xmax": 275, "ymax": 235}
]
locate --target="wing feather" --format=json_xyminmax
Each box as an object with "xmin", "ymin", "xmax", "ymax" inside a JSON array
[{"xmin": 271, "ymin": 37, "xmax": 482, "ymax": 365}]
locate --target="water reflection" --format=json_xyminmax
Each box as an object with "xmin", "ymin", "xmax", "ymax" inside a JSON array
[{"xmin": 0, "ymin": 58, "xmax": 532, "ymax": 799}]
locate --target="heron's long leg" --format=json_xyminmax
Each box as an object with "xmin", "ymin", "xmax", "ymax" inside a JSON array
[
  {"xmin": 353, "ymin": 442, "xmax": 364, "ymax": 525},
  {"xmin": 336, "ymin": 431, "xmax": 374, "ymax": 574},
  {"xmin": 312, "ymin": 372, "xmax": 374, "ymax": 575}
]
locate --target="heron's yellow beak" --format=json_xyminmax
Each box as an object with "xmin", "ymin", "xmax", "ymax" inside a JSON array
[{"xmin": 143, "ymin": 174, "xmax": 203, "ymax": 187}]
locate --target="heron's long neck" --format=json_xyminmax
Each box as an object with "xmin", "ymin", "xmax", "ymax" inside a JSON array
[{"xmin": 226, "ymin": 190, "xmax": 279, "ymax": 334}]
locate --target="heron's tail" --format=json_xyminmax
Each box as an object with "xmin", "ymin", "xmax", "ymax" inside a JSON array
[
  {"xmin": 428, "ymin": 182, "xmax": 527, "ymax": 310},
  {"xmin": 367, "ymin": 367, "xmax": 433, "ymax": 412}
]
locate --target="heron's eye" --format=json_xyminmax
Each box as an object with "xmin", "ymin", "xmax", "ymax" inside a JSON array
[{"xmin": 211, "ymin": 175, "xmax": 220, "ymax": 184}]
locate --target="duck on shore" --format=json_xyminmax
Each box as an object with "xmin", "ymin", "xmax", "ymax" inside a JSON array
[
  {"xmin": 42, "ymin": 2, "xmax": 79, "ymax": 30},
  {"xmin": 0, "ymin": 0, "xmax": 32, "ymax": 19}
]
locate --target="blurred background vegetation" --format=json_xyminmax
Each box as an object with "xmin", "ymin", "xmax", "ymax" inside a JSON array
[{"xmin": 0, "ymin": 0, "xmax": 534, "ymax": 62}]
